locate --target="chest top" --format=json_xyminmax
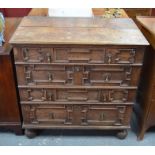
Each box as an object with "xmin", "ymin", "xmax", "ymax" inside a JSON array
[{"xmin": 10, "ymin": 16, "xmax": 149, "ymax": 46}]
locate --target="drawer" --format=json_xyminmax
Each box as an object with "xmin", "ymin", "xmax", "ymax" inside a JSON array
[
  {"xmin": 14, "ymin": 47, "xmax": 144, "ymax": 64},
  {"xmin": 21, "ymin": 104, "xmax": 132, "ymax": 126},
  {"xmin": 16, "ymin": 64, "xmax": 141, "ymax": 87},
  {"xmin": 19, "ymin": 88, "xmax": 136, "ymax": 103},
  {"xmin": 16, "ymin": 65, "xmax": 67, "ymax": 85}
]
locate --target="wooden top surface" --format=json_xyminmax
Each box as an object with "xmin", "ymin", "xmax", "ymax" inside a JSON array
[
  {"xmin": 0, "ymin": 18, "xmax": 21, "ymax": 54},
  {"xmin": 137, "ymin": 16, "xmax": 155, "ymax": 36},
  {"xmin": 137, "ymin": 16, "xmax": 155, "ymax": 49},
  {"xmin": 10, "ymin": 16, "xmax": 149, "ymax": 46}
]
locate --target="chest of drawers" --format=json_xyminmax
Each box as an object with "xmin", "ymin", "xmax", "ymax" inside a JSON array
[{"xmin": 10, "ymin": 17, "xmax": 149, "ymax": 139}]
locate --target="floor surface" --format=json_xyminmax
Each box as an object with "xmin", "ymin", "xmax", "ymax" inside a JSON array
[
  {"xmin": 0, "ymin": 129, "xmax": 155, "ymax": 146},
  {"xmin": 0, "ymin": 113, "xmax": 155, "ymax": 146}
]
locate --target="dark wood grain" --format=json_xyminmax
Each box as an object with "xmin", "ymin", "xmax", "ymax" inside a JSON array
[
  {"xmin": 134, "ymin": 16, "xmax": 155, "ymax": 140},
  {"xmin": 0, "ymin": 18, "xmax": 23, "ymax": 134},
  {"xmin": 124, "ymin": 9, "xmax": 152, "ymax": 21}
]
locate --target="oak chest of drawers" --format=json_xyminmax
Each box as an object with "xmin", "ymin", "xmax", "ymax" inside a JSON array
[{"xmin": 10, "ymin": 17, "xmax": 149, "ymax": 139}]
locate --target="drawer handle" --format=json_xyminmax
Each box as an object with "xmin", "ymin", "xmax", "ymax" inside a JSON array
[
  {"xmin": 42, "ymin": 89, "xmax": 47, "ymax": 101},
  {"xmin": 107, "ymin": 53, "xmax": 112, "ymax": 64},
  {"xmin": 27, "ymin": 89, "xmax": 33, "ymax": 101},
  {"xmin": 48, "ymin": 72, "xmax": 53, "ymax": 81},
  {"xmin": 48, "ymin": 92, "xmax": 54, "ymax": 101},
  {"xmin": 47, "ymin": 53, "xmax": 52, "ymax": 63},
  {"xmin": 74, "ymin": 66, "xmax": 81, "ymax": 72},
  {"xmin": 100, "ymin": 112, "xmax": 105, "ymax": 121},
  {"xmin": 48, "ymin": 112, "xmax": 54, "ymax": 119},
  {"xmin": 23, "ymin": 48, "xmax": 29, "ymax": 61},
  {"xmin": 103, "ymin": 73, "xmax": 111, "ymax": 82}
]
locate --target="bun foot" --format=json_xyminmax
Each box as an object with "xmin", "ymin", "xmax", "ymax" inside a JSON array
[
  {"xmin": 116, "ymin": 129, "xmax": 128, "ymax": 139},
  {"xmin": 25, "ymin": 129, "xmax": 37, "ymax": 138}
]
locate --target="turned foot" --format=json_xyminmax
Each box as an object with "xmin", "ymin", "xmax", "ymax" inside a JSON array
[
  {"xmin": 116, "ymin": 129, "xmax": 128, "ymax": 139},
  {"xmin": 25, "ymin": 129, "xmax": 37, "ymax": 138}
]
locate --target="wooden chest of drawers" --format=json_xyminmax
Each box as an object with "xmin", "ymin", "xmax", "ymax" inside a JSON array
[{"xmin": 10, "ymin": 17, "xmax": 148, "ymax": 139}]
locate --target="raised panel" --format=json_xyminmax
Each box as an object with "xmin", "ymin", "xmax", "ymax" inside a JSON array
[{"xmin": 53, "ymin": 48, "xmax": 106, "ymax": 63}]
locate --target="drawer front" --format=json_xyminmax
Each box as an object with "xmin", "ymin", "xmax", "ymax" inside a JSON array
[
  {"xmin": 16, "ymin": 65, "xmax": 67, "ymax": 85},
  {"xmin": 19, "ymin": 88, "xmax": 136, "ymax": 103},
  {"xmin": 14, "ymin": 47, "xmax": 144, "ymax": 64},
  {"xmin": 16, "ymin": 64, "xmax": 141, "ymax": 87},
  {"xmin": 22, "ymin": 104, "xmax": 132, "ymax": 126}
]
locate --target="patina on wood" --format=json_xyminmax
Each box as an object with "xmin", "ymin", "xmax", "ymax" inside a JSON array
[{"xmin": 10, "ymin": 17, "xmax": 149, "ymax": 46}]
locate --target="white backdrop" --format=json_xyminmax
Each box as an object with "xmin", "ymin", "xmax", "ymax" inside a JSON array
[{"xmin": 48, "ymin": 8, "xmax": 93, "ymax": 17}]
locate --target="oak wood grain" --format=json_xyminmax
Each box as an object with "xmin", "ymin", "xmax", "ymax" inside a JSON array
[{"xmin": 10, "ymin": 17, "xmax": 149, "ymax": 46}]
